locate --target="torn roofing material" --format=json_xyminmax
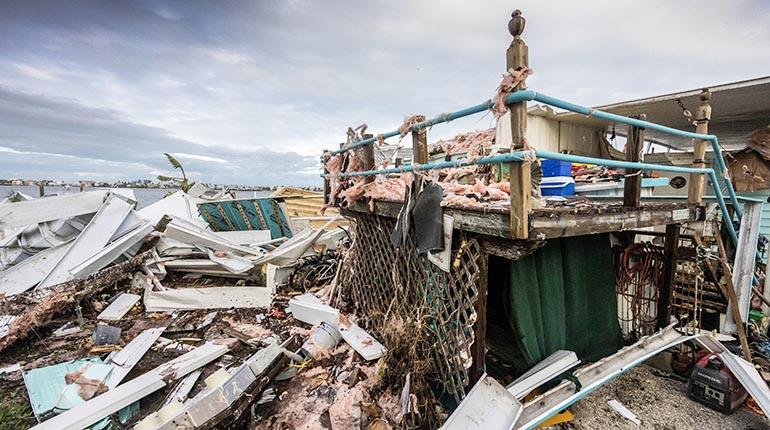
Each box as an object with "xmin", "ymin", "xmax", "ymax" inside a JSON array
[
  {"xmin": 0, "ymin": 239, "xmax": 74, "ymax": 296},
  {"xmin": 37, "ymin": 193, "xmax": 134, "ymax": 289},
  {"xmin": 23, "ymin": 357, "xmax": 105, "ymax": 419},
  {"xmin": 0, "ymin": 190, "xmax": 108, "ymax": 230},
  {"xmin": 68, "ymin": 221, "xmax": 153, "ymax": 279},
  {"xmin": 29, "ymin": 342, "xmax": 228, "ymax": 430}
]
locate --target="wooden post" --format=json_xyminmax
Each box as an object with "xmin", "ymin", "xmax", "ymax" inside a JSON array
[
  {"xmin": 362, "ymin": 134, "xmax": 376, "ymax": 184},
  {"xmin": 411, "ymin": 128, "xmax": 428, "ymax": 165},
  {"xmin": 687, "ymin": 89, "xmax": 712, "ymax": 205},
  {"xmin": 323, "ymin": 167, "xmax": 330, "ymax": 206},
  {"xmin": 694, "ymin": 234, "xmax": 752, "ymax": 362},
  {"xmin": 623, "ymin": 115, "xmax": 645, "ymax": 208},
  {"xmin": 38, "ymin": 181, "xmax": 45, "ymax": 197},
  {"xmin": 470, "ymin": 253, "xmax": 488, "ymax": 385},
  {"xmin": 507, "ymin": 10, "xmax": 531, "ymax": 239},
  {"xmin": 657, "ymin": 223, "xmax": 680, "ymax": 329}
]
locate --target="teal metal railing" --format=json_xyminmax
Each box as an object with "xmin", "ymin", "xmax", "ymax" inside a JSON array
[{"xmin": 325, "ymin": 89, "xmax": 742, "ymax": 243}]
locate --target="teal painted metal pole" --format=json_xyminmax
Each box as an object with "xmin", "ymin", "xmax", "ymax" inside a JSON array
[
  {"xmin": 330, "ymin": 91, "xmax": 537, "ymax": 155},
  {"xmin": 529, "ymin": 92, "xmax": 742, "ymax": 218},
  {"xmin": 328, "ymin": 89, "xmax": 741, "ymax": 218},
  {"xmin": 327, "ymin": 149, "xmax": 738, "ymax": 242}
]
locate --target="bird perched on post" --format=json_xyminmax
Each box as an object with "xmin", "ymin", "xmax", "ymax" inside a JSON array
[{"xmin": 508, "ymin": 9, "xmax": 525, "ymax": 38}]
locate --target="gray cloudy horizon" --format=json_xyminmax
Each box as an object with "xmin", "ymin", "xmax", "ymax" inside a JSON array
[{"xmin": 1, "ymin": 0, "xmax": 769, "ymax": 186}]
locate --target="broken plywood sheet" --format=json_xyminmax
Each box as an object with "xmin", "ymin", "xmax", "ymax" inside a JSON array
[
  {"xmin": 144, "ymin": 286, "xmax": 272, "ymax": 312},
  {"xmin": 30, "ymin": 342, "xmax": 228, "ymax": 430},
  {"xmin": 69, "ymin": 221, "xmax": 153, "ymax": 279},
  {"xmin": 440, "ymin": 374, "xmax": 523, "ymax": 429},
  {"xmin": 37, "ymin": 194, "xmax": 133, "ymax": 289},
  {"xmin": 337, "ymin": 316, "xmax": 387, "ymax": 361},
  {"xmin": 97, "ymin": 293, "xmax": 141, "ymax": 321},
  {"xmin": 105, "ymin": 326, "xmax": 165, "ymax": 389},
  {"xmin": 0, "ymin": 239, "xmax": 74, "ymax": 296},
  {"xmin": 215, "ymin": 230, "xmax": 272, "ymax": 245},
  {"xmin": 0, "ymin": 190, "xmax": 108, "ymax": 230},
  {"xmin": 287, "ymin": 293, "xmax": 339, "ymax": 326}
]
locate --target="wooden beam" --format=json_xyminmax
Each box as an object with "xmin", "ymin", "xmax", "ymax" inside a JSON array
[
  {"xmin": 687, "ymin": 89, "xmax": 712, "ymax": 204},
  {"xmin": 506, "ymin": 12, "xmax": 530, "ymax": 240},
  {"xmin": 343, "ymin": 200, "xmax": 701, "ymax": 240},
  {"xmin": 470, "ymin": 252, "xmax": 488, "ymax": 385},
  {"xmin": 362, "ymin": 133, "xmax": 375, "ymax": 184},
  {"xmin": 623, "ymin": 116, "xmax": 645, "ymax": 208},
  {"xmin": 710, "ymin": 229, "xmax": 753, "ymax": 362},
  {"xmin": 411, "ymin": 128, "xmax": 428, "ymax": 164},
  {"xmin": 657, "ymin": 223, "xmax": 679, "ymax": 329}
]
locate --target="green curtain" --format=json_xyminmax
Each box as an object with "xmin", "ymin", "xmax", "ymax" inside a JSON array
[{"xmin": 504, "ymin": 233, "xmax": 622, "ymax": 370}]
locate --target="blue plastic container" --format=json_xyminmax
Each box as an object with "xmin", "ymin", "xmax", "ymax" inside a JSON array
[
  {"xmin": 541, "ymin": 160, "xmax": 572, "ymax": 177},
  {"xmin": 541, "ymin": 176, "xmax": 575, "ymax": 196}
]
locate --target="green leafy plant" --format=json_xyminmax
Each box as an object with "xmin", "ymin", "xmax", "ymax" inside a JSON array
[{"xmin": 157, "ymin": 153, "xmax": 195, "ymax": 192}]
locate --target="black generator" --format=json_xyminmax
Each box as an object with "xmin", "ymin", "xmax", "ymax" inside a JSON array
[{"xmin": 688, "ymin": 354, "xmax": 747, "ymax": 414}]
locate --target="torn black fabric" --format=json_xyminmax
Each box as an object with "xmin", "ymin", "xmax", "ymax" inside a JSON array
[{"xmin": 410, "ymin": 180, "xmax": 444, "ymax": 254}]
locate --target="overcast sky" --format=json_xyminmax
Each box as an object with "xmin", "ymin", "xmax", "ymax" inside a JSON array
[{"xmin": 1, "ymin": 0, "xmax": 769, "ymax": 186}]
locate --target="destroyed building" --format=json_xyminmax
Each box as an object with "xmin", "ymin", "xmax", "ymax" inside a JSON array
[{"xmin": 0, "ymin": 9, "xmax": 769, "ymax": 430}]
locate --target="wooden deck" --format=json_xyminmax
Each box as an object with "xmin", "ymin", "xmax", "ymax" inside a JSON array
[{"xmin": 343, "ymin": 198, "xmax": 703, "ymax": 240}]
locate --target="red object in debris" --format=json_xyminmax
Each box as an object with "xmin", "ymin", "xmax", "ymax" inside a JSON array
[
  {"xmin": 270, "ymin": 308, "xmax": 286, "ymax": 319},
  {"xmin": 688, "ymin": 353, "xmax": 747, "ymax": 414}
]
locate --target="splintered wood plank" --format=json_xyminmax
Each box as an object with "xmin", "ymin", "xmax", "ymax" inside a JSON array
[
  {"xmin": 344, "ymin": 200, "xmax": 701, "ymax": 240},
  {"xmin": 97, "ymin": 293, "xmax": 141, "ymax": 321}
]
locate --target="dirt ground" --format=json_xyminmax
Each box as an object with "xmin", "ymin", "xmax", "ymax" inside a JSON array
[{"xmin": 560, "ymin": 365, "xmax": 768, "ymax": 430}]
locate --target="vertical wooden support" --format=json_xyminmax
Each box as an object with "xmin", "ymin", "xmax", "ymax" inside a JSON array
[
  {"xmin": 470, "ymin": 252, "xmax": 488, "ymax": 385},
  {"xmin": 506, "ymin": 10, "xmax": 530, "ymax": 239},
  {"xmin": 623, "ymin": 115, "xmax": 645, "ymax": 208},
  {"xmin": 362, "ymin": 134, "xmax": 375, "ymax": 184},
  {"xmin": 411, "ymin": 128, "xmax": 428, "ymax": 165},
  {"xmin": 38, "ymin": 181, "xmax": 45, "ymax": 197},
  {"xmin": 657, "ymin": 223, "xmax": 680, "ymax": 329},
  {"xmin": 687, "ymin": 90, "xmax": 712, "ymax": 204}
]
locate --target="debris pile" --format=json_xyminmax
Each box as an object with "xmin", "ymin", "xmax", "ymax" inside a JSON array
[
  {"xmin": 325, "ymin": 128, "xmax": 518, "ymax": 211},
  {"xmin": 0, "ymin": 186, "xmax": 405, "ymax": 429}
]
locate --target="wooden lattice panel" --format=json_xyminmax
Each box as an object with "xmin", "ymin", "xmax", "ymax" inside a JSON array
[{"xmin": 335, "ymin": 212, "xmax": 482, "ymax": 402}]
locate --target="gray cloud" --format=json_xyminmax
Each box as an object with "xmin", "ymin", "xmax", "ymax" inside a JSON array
[{"xmin": 0, "ymin": 0, "xmax": 769, "ymax": 185}]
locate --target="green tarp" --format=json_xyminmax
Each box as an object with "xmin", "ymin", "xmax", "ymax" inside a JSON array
[{"xmin": 504, "ymin": 233, "xmax": 622, "ymax": 370}]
